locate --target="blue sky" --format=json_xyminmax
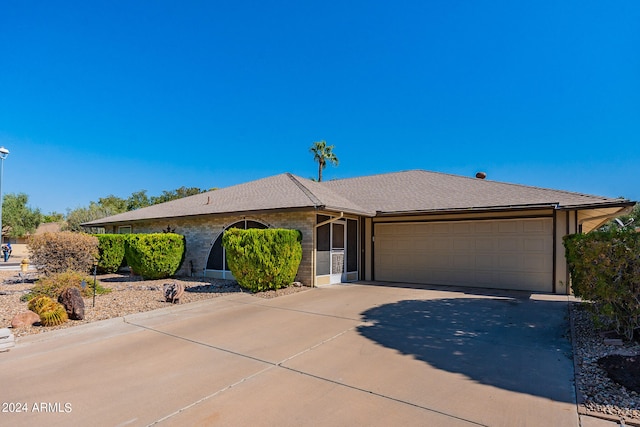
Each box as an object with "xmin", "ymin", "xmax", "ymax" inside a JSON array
[{"xmin": 1, "ymin": 1, "xmax": 638, "ymax": 214}]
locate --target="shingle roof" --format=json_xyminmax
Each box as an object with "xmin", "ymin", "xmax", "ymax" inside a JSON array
[
  {"xmin": 83, "ymin": 170, "xmax": 631, "ymax": 226},
  {"xmin": 83, "ymin": 173, "xmax": 373, "ymax": 225},
  {"xmin": 322, "ymin": 170, "xmax": 628, "ymax": 214}
]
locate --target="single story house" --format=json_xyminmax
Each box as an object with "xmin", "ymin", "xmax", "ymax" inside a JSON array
[{"xmin": 83, "ymin": 170, "xmax": 634, "ymax": 294}]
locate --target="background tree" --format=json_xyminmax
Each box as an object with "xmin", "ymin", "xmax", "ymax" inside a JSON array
[
  {"xmin": 64, "ymin": 203, "xmax": 113, "ymax": 232},
  {"xmin": 97, "ymin": 195, "xmax": 128, "ymax": 215},
  {"xmin": 58, "ymin": 186, "xmax": 213, "ymax": 232},
  {"xmin": 151, "ymin": 186, "xmax": 205, "ymax": 204},
  {"xmin": 127, "ymin": 190, "xmax": 152, "ymax": 211},
  {"xmin": 310, "ymin": 140, "xmax": 339, "ymax": 182},
  {"xmin": 600, "ymin": 203, "xmax": 639, "ymax": 231},
  {"xmin": 43, "ymin": 212, "xmax": 65, "ymax": 223},
  {"xmin": 620, "ymin": 203, "xmax": 640, "ymax": 227},
  {"xmin": 2, "ymin": 193, "xmax": 43, "ymax": 239}
]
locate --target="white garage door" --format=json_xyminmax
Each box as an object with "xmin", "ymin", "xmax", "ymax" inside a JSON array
[{"xmin": 374, "ymin": 218, "xmax": 553, "ymax": 292}]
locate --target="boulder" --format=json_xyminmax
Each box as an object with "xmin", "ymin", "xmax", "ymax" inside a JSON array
[
  {"xmin": 163, "ymin": 282, "xmax": 185, "ymax": 304},
  {"xmin": 58, "ymin": 287, "xmax": 85, "ymax": 320},
  {"xmin": 11, "ymin": 310, "xmax": 41, "ymax": 328}
]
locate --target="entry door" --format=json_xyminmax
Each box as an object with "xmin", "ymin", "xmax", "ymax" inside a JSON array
[{"xmin": 330, "ymin": 221, "xmax": 346, "ymax": 284}]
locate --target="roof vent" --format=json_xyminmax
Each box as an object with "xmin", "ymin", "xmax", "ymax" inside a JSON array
[{"xmin": 475, "ymin": 172, "xmax": 487, "ymax": 179}]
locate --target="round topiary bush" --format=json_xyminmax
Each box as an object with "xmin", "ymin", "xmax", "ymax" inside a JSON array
[
  {"xmin": 95, "ymin": 234, "xmax": 126, "ymax": 274},
  {"xmin": 124, "ymin": 233, "xmax": 185, "ymax": 279},
  {"xmin": 222, "ymin": 228, "xmax": 302, "ymax": 292}
]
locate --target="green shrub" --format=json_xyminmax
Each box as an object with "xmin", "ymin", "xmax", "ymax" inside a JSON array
[
  {"xmin": 222, "ymin": 228, "xmax": 302, "ymax": 292},
  {"xmin": 22, "ymin": 270, "xmax": 111, "ymax": 302},
  {"xmin": 564, "ymin": 229, "xmax": 640, "ymax": 340},
  {"xmin": 124, "ymin": 233, "xmax": 185, "ymax": 279},
  {"xmin": 28, "ymin": 231, "xmax": 99, "ymax": 276},
  {"xmin": 95, "ymin": 234, "xmax": 127, "ymax": 273}
]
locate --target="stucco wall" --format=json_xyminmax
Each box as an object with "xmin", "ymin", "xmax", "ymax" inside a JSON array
[{"xmin": 107, "ymin": 211, "xmax": 316, "ymax": 286}]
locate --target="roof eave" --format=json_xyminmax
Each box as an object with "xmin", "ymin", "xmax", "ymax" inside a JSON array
[
  {"xmin": 555, "ymin": 200, "xmax": 635, "ymax": 211},
  {"xmin": 375, "ymin": 203, "xmax": 559, "ymax": 217}
]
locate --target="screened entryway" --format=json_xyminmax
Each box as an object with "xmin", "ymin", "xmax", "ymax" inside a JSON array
[
  {"xmin": 316, "ymin": 215, "xmax": 359, "ymax": 285},
  {"xmin": 205, "ymin": 219, "xmax": 268, "ymax": 279}
]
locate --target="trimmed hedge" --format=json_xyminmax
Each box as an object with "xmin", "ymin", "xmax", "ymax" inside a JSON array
[
  {"xmin": 564, "ymin": 229, "xmax": 640, "ymax": 340},
  {"xmin": 222, "ymin": 228, "xmax": 302, "ymax": 292},
  {"xmin": 95, "ymin": 234, "xmax": 127, "ymax": 274},
  {"xmin": 124, "ymin": 233, "xmax": 185, "ymax": 279}
]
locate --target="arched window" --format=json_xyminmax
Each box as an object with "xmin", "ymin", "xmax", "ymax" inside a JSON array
[{"xmin": 206, "ymin": 219, "xmax": 268, "ymax": 271}]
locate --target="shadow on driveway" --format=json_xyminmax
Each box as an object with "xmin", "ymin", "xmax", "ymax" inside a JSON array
[{"xmin": 356, "ymin": 295, "xmax": 574, "ymax": 403}]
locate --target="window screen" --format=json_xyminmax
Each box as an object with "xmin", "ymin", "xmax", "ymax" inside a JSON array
[{"xmin": 347, "ymin": 219, "xmax": 358, "ymax": 272}]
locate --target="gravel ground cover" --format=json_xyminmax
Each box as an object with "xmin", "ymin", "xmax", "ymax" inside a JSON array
[
  {"xmin": 571, "ymin": 302, "xmax": 640, "ymax": 423},
  {"xmin": 2, "ymin": 270, "xmax": 640, "ymax": 422},
  {"xmin": 0, "ymin": 270, "xmax": 308, "ymax": 338}
]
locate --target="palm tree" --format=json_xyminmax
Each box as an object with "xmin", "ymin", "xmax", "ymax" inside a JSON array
[{"xmin": 310, "ymin": 140, "xmax": 339, "ymax": 182}]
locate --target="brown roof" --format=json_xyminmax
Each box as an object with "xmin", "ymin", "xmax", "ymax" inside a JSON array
[
  {"xmin": 323, "ymin": 170, "xmax": 629, "ymax": 215},
  {"xmin": 84, "ymin": 173, "xmax": 372, "ymax": 225},
  {"xmin": 83, "ymin": 170, "xmax": 632, "ymax": 226}
]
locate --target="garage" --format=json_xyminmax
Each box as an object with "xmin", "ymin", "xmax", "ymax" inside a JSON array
[{"xmin": 373, "ymin": 218, "xmax": 554, "ymax": 292}]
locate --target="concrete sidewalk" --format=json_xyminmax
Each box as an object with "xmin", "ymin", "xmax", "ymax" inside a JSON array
[{"xmin": 1, "ymin": 283, "xmax": 580, "ymax": 426}]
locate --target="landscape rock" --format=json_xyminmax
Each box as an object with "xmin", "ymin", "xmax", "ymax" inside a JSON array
[
  {"xmin": 163, "ymin": 282, "xmax": 185, "ymax": 304},
  {"xmin": 58, "ymin": 287, "xmax": 85, "ymax": 320},
  {"xmin": 11, "ymin": 310, "xmax": 41, "ymax": 328}
]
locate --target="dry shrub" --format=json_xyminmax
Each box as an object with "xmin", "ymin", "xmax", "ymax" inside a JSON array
[
  {"xmin": 21, "ymin": 270, "xmax": 110, "ymax": 303},
  {"xmin": 28, "ymin": 231, "xmax": 99, "ymax": 276}
]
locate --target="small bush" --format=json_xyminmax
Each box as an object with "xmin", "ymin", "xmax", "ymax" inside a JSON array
[
  {"xmin": 222, "ymin": 228, "xmax": 302, "ymax": 292},
  {"xmin": 564, "ymin": 229, "xmax": 640, "ymax": 340},
  {"xmin": 95, "ymin": 234, "xmax": 126, "ymax": 274},
  {"xmin": 124, "ymin": 233, "xmax": 185, "ymax": 279},
  {"xmin": 21, "ymin": 270, "xmax": 110, "ymax": 302},
  {"xmin": 28, "ymin": 231, "xmax": 99, "ymax": 276}
]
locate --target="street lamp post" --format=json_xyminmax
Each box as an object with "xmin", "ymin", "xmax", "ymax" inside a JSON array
[{"xmin": 0, "ymin": 147, "xmax": 10, "ymax": 246}]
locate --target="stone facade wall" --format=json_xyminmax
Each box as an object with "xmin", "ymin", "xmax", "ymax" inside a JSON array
[{"xmin": 106, "ymin": 211, "xmax": 316, "ymax": 286}]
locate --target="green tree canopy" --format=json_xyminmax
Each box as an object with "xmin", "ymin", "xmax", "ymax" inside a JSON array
[
  {"xmin": 127, "ymin": 190, "xmax": 152, "ymax": 211},
  {"xmin": 151, "ymin": 186, "xmax": 205, "ymax": 204},
  {"xmin": 2, "ymin": 193, "xmax": 43, "ymax": 238},
  {"xmin": 58, "ymin": 186, "xmax": 212, "ymax": 232},
  {"xmin": 310, "ymin": 140, "xmax": 339, "ymax": 182},
  {"xmin": 43, "ymin": 212, "xmax": 65, "ymax": 223},
  {"xmin": 601, "ymin": 203, "xmax": 639, "ymax": 231},
  {"xmin": 97, "ymin": 195, "xmax": 128, "ymax": 215},
  {"xmin": 64, "ymin": 203, "xmax": 112, "ymax": 233}
]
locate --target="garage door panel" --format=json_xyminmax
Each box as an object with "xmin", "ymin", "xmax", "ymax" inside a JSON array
[
  {"xmin": 475, "ymin": 238, "xmax": 494, "ymax": 251},
  {"xmin": 374, "ymin": 219, "xmax": 553, "ymax": 292},
  {"xmin": 524, "ymin": 238, "xmax": 547, "ymax": 252},
  {"xmin": 498, "ymin": 238, "xmax": 520, "ymax": 251},
  {"xmin": 498, "ymin": 221, "xmax": 518, "ymax": 233},
  {"xmin": 474, "ymin": 254, "xmax": 493, "ymax": 269},
  {"xmin": 453, "ymin": 238, "xmax": 473, "ymax": 251},
  {"xmin": 474, "ymin": 222, "xmax": 493, "ymax": 233}
]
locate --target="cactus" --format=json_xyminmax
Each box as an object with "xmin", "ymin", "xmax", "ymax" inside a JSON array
[
  {"xmin": 39, "ymin": 302, "xmax": 69, "ymax": 327},
  {"xmin": 28, "ymin": 295, "xmax": 54, "ymax": 315}
]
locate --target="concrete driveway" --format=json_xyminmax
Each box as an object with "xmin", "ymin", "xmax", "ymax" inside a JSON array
[{"xmin": 0, "ymin": 282, "xmax": 578, "ymax": 426}]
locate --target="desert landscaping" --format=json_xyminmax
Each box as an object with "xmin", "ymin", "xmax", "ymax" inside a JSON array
[{"xmin": 1, "ymin": 248, "xmax": 639, "ymax": 423}]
